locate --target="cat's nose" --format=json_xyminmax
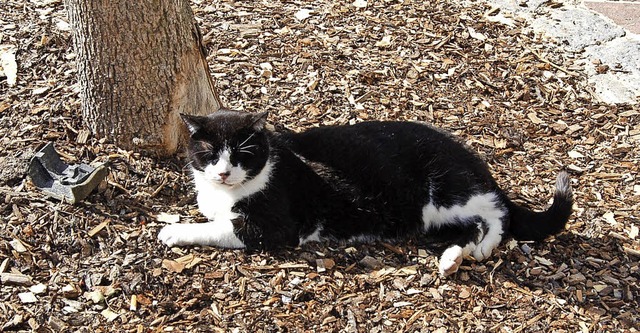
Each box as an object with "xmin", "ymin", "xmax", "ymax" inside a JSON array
[{"xmin": 219, "ymin": 172, "xmax": 230, "ymax": 181}]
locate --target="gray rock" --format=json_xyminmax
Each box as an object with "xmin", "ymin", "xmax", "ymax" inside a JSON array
[
  {"xmin": 566, "ymin": 272, "xmax": 586, "ymax": 284},
  {"xmin": 531, "ymin": 8, "xmax": 625, "ymax": 52},
  {"xmin": 359, "ymin": 255, "xmax": 383, "ymax": 270},
  {"xmin": 582, "ymin": 37, "xmax": 640, "ymax": 104},
  {"xmin": 468, "ymin": 0, "xmax": 640, "ymax": 104}
]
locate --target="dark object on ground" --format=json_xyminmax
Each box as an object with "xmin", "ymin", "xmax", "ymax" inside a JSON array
[{"xmin": 28, "ymin": 142, "xmax": 108, "ymax": 204}]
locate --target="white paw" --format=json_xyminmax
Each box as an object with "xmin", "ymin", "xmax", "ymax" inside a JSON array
[
  {"xmin": 158, "ymin": 224, "xmax": 194, "ymax": 247},
  {"xmin": 439, "ymin": 246, "xmax": 463, "ymax": 277},
  {"xmin": 472, "ymin": 235, "xmax": 500, "ymax": 261}
]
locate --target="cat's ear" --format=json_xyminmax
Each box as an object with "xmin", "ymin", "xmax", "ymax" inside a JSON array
[
  {"xmin": 180, "ymin": 114, "xmax": 203, "ymax": 135},
  {"xmin": 250, "ymin": 111, "xmax": 269, "ymax": 131}
]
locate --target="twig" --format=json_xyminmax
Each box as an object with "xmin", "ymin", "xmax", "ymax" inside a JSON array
[
  {"xmin": 108, "ymin": 180, "xmax": 131, "ymax": 196},
  {"xmin": 526, "ymin": 47, "xmax": 579, "ymax": 77},
  {"xmin": 623, "ymin": 247, "xmax": 640, "ymax": 257},
  {"xmin": 150, "ymin": 174, "xmax": 168, "ymax": 198}
]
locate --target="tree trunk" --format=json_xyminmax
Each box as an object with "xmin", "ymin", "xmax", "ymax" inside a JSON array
[{"xmin": 65, "ymin": 0, "xmax": 221, "ymax": 155}]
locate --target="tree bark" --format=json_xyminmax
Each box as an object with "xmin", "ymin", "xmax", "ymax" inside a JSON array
[{"xmin": 65, "ymin": 0, "xmax": 221, "ymax": 155}]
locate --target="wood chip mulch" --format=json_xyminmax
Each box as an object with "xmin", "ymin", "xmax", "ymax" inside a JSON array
[{"xmin": 1, "ymin": 0, "xmax": 638, "ymax": 331}]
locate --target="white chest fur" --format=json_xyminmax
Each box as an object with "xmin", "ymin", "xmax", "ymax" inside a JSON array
[{"xmin": 192, "ymin": 160, "xmax": 274, "ymax": 219}]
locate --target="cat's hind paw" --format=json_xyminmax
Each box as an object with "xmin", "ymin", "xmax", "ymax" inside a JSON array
[
  {"xmin": 472, "ymin": 233, "xmax": 501, "ymax": 261},
  {"xmin": 439, "ymin": 245, "xmax": 463, "ymax": 277}
]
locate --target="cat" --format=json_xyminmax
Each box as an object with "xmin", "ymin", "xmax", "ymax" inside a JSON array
[{"xmin": 158, "ymin": 109, "xmax": 573, "ymax": 276}]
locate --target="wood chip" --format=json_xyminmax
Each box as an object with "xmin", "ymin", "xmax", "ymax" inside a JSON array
[
  {"xmin": 29, "ymin": 283, "xmax": 47, "ymax": 295},
  {"xmin": 88, "ymin": 219, "xmax": 110, "ymax": 237},
  {"xmin": 9, "ymin": 238, "xmax": 28, "ymax": 253},
  {"xmin": 316, "ymin": 258, "xmax": 335, "ymax": 273},
  {"xmin": 76, "ymin": 129, "xmax": 90, "ymax": 144},
  {"xmin": 157, "ymin": 213, "xmax": 180, "ymax": 224},
  {"xmin": 129, "ymin": 295, "xmax": 137, "ymax": 311},
  {"xmin": 0, "ymin": 273, "xmax": 33, "ymax": 286},
  {"xmin": 18, "ymin": 292, "xmax": 37, "ymax": 303},
  {"xmin": 3, "ymin": 1, "xmax": 640, "ymax": 331},
  {"xmin": 60, "ymin": 284, "xmax": 82, "ymax": 299},
  {"xmin": 101, "ymin": 309, "xmax": 119, "ymax": 322}
]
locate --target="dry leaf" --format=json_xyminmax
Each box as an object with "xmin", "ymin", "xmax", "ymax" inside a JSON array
[
  {"xmin": 29, "ymin": 284, "xmax": 47, "ymax": 295},
  {"xmin": 568, "ymin": 150, "xmax": 585, "ymax": 159},
  {"xmin": 85, "ymin": 290, "xmax": 105, "ymax": 304},
  {"xmin": 157, "ymin": 213, "xmax": 180, "ymax": 224},
  {"xmin": 175, "ymin": 254, "xmax": 202, "ymax": 269},
  {"xmin": 429, "ymin": 288, "xmax": 443, "ymax": 301},
  {"xmin": 32, "ymin": 87, "xmax": 49, "ymax": 95},
  {"xmin": 101, "ymin": 309, "xmax": 119, "ymax": 322},
  {"xmin": 534, "ymin": 256, "xmax": 553, "ymax": 266},
  {"xmin": 94, "ymin": 285, "xmax": 119, "ymax": 298},
  {"xmin": 0, "ymin": 273, "xmax": 33, "ymax": 286},
  {"xmin": 394, "ymin": 265, "xmax": 418, "ymax": 276},
  {"xmin": 527, "ymin": 112, "xmax": 544, "ymax": 124},
  {"xmin": 628, "ymin": 225, "xmax": 639, "ymax": 239},
  {"xmin": 9, "ymin": 239, "xmax": 28, "ymax": 253},
  {"xmin": 602, "ymin": 212, "xmax": 617, "ymax": 225},
  {"xmin": 316, "ymin": 258, "xmax": 335, "ymax": 273},
  {"xmin": 467, "ymin": 27, "xmax": 487, "ymax": 41},
  {"xmin": 54, "ymin": 18, "xmax": 71, "ymax": 31},
  {"xmin": 274, "ymin": 26, "xmax": 291, "ymax": 35},
  {"xmin": 60, "ymin": 284, "xmax": 82, "ymax": 299},
  {"xmin": 493, "ymin": 138, "xmax": 507, "ymax": 149},
  {"xmin": 484, "ymin": 12, "xmax": 515, "ymax": 27},
  {"xmin": 162, "ymin": 259, "xmax": 186, "ymax": 273},
  {"xmin": 129, "ymin": 295, "xmax": 137, "ymax": 311},
  {"xmin": 459, "ymin": 288, "xmax": 471, "ymax": 299},
  {"xmin": 619, "ymin": 110, "xmax": 639, "ymax": 117},
  {"xmin": 406, "ymin": 288, "xmax": 421, "ymax": 295},
  {"xmin": 375, "ymin": 36, "xmax": 392, "ymax": 47},
  {"xmin": 353, "ymin": 0, "xmax": 367, "ymax": 8},
  {"xmin": 294, "ymin": 9, "xmax": 312, "ymax": 21},
  {"xmin": 393, "ymin": 301, "xmax": 413, "ymax": 307}
]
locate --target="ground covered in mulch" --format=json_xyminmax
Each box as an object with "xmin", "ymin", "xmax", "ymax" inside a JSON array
[{"xmin": 1, "ymin": 0, "xmax": 639, "ymax": 331}]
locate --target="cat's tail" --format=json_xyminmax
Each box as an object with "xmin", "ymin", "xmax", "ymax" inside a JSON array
[{"xmin": 507, "ymin": 171, "xmax": 573, "ymax": 241}]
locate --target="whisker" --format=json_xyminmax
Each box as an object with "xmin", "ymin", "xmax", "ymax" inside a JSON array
[
  {"xmin": 238, "ymin": 145, "xmax": 258, "ymax": 151},
  {"xmin": 182, "ymin": 160, "xmax": 195, "ymax": 171},
  {"xmin": 189, "ymin": 149, "xmax": 211, "ymax": 155},
  {"xmin": 238, "ymin": 132, "xmax": 256, "ymax": 148},
  {"xmin": 237, "ymin": 181, "xmax": 248, "ymax": 192},
  {"xmin": 189, "ymin": 149, "xmax": 215, "ymax": 160}
]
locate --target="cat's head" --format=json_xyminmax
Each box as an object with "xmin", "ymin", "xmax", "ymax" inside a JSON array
[{"xmin": 181, "ymin": 109, "xmax": 270, "ymax": 187}]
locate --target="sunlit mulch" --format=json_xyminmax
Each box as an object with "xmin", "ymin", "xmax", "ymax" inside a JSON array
[{"xmin": 0, "ymin": 0, "xmax": 638, "ymax": 331}]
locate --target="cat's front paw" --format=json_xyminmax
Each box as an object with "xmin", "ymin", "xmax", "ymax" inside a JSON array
[{"xmin": 158, "ymin": 224, "xmax": 194, "ymax": 247}]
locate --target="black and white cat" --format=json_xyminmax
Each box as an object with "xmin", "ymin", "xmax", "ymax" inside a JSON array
[{"xmin": 158, "ymin": 109, "xmax": 573, "ymax": 276}]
